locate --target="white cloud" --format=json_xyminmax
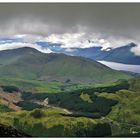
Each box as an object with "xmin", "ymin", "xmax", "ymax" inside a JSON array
[
  {"xmin": 0, "ymin": 17, "xmax": 139, "ymax": 56},
  {"xmin": 1, "ymin": 29, "xmax": 140, "ymax": 56},
  {"xmin": 42, "ymin": 32, "xmax": 103, "ymax": 49},
  {"xmin": 0, "ymin": 42, "xmax": 53, "ymax": 53},
  {"xmin": 0, "ymin": 19, "xmax": 50, "ymax": 36},
  {"xmin": 14, "ymin": 34, "xmax": 44, "ymax": 43},
  {"xmin": 40, "ymin": 32, "xmax": 134, "ymax": 51},
  {"xmin": 65, "ymin": 48, "xmax": 76, "ymax": 52},
  {"xmin": 131, "ymin": 45, "xmax": 140, "ymax": 56}
]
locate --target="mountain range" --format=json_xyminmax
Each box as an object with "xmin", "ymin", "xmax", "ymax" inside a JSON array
[
  {"xmin": 0, "ymin": 47, "xmax": 131, "ymax": 84},
  {"xmin": 37, "ymin": 42, "xmax": 140, "ymax": 65}
]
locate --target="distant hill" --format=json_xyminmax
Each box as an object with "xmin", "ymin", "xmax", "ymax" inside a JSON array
[
  {"xmin": 0, "ymin": 47, "xmax": 132, "ymax": 83},
  {"xmin": 64, "ymin": 42, "xmax": 140, "ymax": 65},
  {"xmin": 96, "ymin": 43, "xmax": 140, "ymax": 65},
  {"xmin": 37, "ymin": 42, "xmax": 140, "ymax": 65},
  {"xmin": 0, "ymin": 47, "xmax": 39, "ymax": 65}
]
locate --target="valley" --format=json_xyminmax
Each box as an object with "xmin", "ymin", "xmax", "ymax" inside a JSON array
[
  {"xmin": 0, "ymin": 75, "xmax": 140, "ymax": 137},
  {"xmin": 0, "ymin": 2, "xmax": 140, "ymax": 138},
  {"xmin": 0, "ymin": 47, "xmax": 139, "ymax": 137}
]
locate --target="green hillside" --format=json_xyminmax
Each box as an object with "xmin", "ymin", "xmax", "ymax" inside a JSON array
[
  {"xmin": 0, "ymin": 77, "xmax": 139, "ymax": 137},
  {"xmin": 0, "ymin": 47, "xmax": 138, "ymax": 137},
  {"xmin": 0, "ymin": 108, "xmax": 111, "ymax": 137},
  {"xmin": 97, "ymin": 77, "xmax": 140, "ymax": 136},
  {"xmin": 0, "ymin": 47, "xmax": 132, "ymax": 84}
]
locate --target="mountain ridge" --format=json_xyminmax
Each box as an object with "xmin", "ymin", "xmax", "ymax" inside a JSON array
[
  {"xmin": 36, "ymin": 42, "xmax": 140, "ymax": 65},
  {"xmin": 0, "ymin": 47, "xmax": 132, "ymax": 84}
]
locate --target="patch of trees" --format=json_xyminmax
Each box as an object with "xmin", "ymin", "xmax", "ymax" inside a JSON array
[
  {"xmin": 19, "ymin": 80, "xmax": 128, "ymax": 116},
  {"xmin": 30, "ymin": 109, "xmax": 45, "ymax": 118},
  {"xmin": 60, "ymin": 112, "xmax": 101, "ymax": 119},
  {"xmin": 20, "ymin": 91, "xmax": 117, "ymax": 116},
  {"xmin": 0, "ymin": 124, "xmax": 31, "ymax": 137},
  {"xmin": 13, "ymin": 117, "xmax": 111, "ymax": 137},
  {"xmin": 1, "ymin": 85, "xmax": 19, "ymax": 93},
  {"xmin": 76, "ymin": 79, "xmax": 130, "ymax": 94},
  {"xmin": 64, "ymin": 122, "xmax": 111, "ymax": 137},
  {"xmin": 16, "ymin": 101, "xmax": 43, "ymax": 111},
  {"xmin": 0, "ymin": 104, "xmax": 13, "ymax": 112}
]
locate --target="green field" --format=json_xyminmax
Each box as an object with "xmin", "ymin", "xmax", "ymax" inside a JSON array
[
  {"xmin": 0, "ymin": 47, "xmax": 139, "ymax": 137},
  {"xmin": 0, "ymin": 108, "xmax": 112, "ymax": 137},
  {"xmin": 0, "ymin": 77, "xmax": 139, "ymax": 137}
]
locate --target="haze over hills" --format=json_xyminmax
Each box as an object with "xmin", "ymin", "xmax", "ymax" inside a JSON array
[
  {"xmin": 0, "ymin": 47, "xmax": 132, "ymax": 84},
  {"xmin": 37, "ymin": 42, "xmax": 140, "ymax": 65}
]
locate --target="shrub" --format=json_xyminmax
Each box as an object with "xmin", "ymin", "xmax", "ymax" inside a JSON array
[
  {"xmin": 30, "ymin": 109, "xmax": 45, "ymax": 118},
  {"xmin": 1, "ymin": 85, "xmax": 19, "ymax": 93}
]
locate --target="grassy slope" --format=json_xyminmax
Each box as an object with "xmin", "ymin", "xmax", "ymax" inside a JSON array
[
  {"xmin": 98, "ymin": 77, "xmax": 140, "ymax": 136},
  {"xmin": 0, "ymin": 47, "xmax": 132, "ymax": 84},
  {"xmin": 0, "ymin": 107, "xmax": 111, "ymax": 137},
  {"xmin": 0, "ymin": 77, "xmax": 92, "ymax": 93},
  {"xmin": 0, "ymin": 77, "xmax": 139, "ymax": 137},
  {"xmin": 0, "ymin": 79, "xmax": 127, "ymax": 137},
  {"xmin": 0, "ymin": 47, "xmax": 137, "ymax": 137}
]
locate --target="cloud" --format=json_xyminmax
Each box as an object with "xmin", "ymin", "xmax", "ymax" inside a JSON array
[
  {"xmin": 0, "ymin": 3, "xmax": 139, "ymax": 55},
  {"xmin": 131, "ymin": 45, "xmax": 140, "ymax": 56},
  {"xmin": 0, "ymin": 32, "xmax": 140, "ymax": 56},
  {"xmin": 14, "ymin": 34, "xmax": 44, "ymax": 43},
  {"xmin": 1, "ymin": 30, "xmax": 139, "ymax": 56},
  {"xmin": 39, "ymin": 32, "xmax": 134, "ymax": 50},
  {"xmin": 41, "ymin": 32, "xmax": 101, "ymax": 49},
  {"xmin": 0, "ymin": 42, "xmax": 53, "ymax": 53},
  {"xmin": 65, "ymin": 48, "xmax": 76, "ymax": 52},
  {"xmin": 0, "ymin": 3, "xmax": 140, "ymax": 39}
]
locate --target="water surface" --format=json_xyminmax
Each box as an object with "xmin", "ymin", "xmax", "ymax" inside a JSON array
[{"xmin": 98, "ymin": 61, "xmax": 140, "ymax": 74}]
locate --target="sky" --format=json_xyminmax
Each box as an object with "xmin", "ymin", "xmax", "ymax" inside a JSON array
[{"xmin": 0, "ymin": 3, "xmax": 140, "ymax": 55}]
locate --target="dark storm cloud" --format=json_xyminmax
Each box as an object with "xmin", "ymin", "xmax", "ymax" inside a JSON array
[
  {"xmin": 0, "ymin": 3, "xmax": 140, "ymax": 55},
  {"xmin": 0, "ymin": 3, "xmax": 139, "ymax": 37}
]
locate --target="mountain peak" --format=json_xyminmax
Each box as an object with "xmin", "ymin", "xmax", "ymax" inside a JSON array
[
  {"xmin": 0, "ymin": 46, "xmax": 40, "ymax": 54},
  {"xmin": 13, "ymin": 47, "xmax": 40, "ymax": 53},
  {"xmin": 126, "ymin": 42, "xmax": 137, "ymax": 48}
]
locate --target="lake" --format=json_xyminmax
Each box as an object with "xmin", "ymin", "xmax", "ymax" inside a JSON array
[{"xmin": 98, "ymin": 61, "xmax": 140, "ymax": 74}]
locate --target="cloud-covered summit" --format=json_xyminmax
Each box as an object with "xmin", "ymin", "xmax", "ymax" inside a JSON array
[{"xmin": 0, "ymin": 3, "xmax": 140, "ymax": 55}]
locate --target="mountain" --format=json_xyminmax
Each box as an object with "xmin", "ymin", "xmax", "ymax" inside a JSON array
[
  {"xmin": 95, "ymin": 43, "xmax": 140, "ymax": 65},
  {"xmin": 0, "ymin": 47, "xmax": 132, "ymax": 84},
  {"xmin": 37, "ymin": 42, "xmax": 140, "ymax": 65},
  {"xmin": 64, "ymin": 42, "xmax": 140, "ymax": 65},
  {"xmin": 0, "ymin": 47, "xmax": 39, "ymax": 65}
]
